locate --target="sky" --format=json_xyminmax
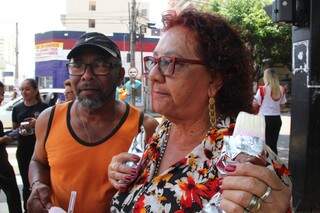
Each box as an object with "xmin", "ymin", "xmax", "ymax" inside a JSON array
[{"xmin": 0, "ymin": 0, "xmax": 167, "ymax": 83}]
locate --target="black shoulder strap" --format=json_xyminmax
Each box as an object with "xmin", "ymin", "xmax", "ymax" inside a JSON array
[
  {"xmin": 138, "ymin": 111, "xmax": 144, "ymax": 133},
  {"xmin": 44, "ymin": 105, "xmax": 56, "ymax": 144}
]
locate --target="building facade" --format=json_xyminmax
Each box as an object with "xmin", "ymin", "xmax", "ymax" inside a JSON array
[
  {"xmin": 0, "ymin": 34, "xmax": 16, "ymax": 87},
  {"xmin": 61, "ymin": 0, "xmax": 150, "ymax": 33},
  {"xmin": 167, "ymin": 0, "xmax": 210, "ymax": 11},
  {"xmin": 35, "ymin": 31, "xmax": 85, "ymax": 88},
  {"xmin": 60, "ymin": 0, "xmax": 157, "ymax": 77}
]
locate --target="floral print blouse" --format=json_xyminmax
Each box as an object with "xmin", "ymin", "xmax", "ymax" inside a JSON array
[{"xmin": 111, "ymin": 119, "xmax": 291, "ymax": 213}]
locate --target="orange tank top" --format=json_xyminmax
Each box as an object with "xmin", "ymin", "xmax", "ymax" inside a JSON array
[{"xmin": 45, "ymin": 102, "xmax": 141, "ymax": 213}]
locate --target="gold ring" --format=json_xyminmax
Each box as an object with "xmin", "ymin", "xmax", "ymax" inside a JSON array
[
  {"xmin": 246, "ymin": 195, "xmax": 262, "ymax": 212},
  {"xmin": 260, "ymin": 186, "xmax": 272, "ymax": 201}
]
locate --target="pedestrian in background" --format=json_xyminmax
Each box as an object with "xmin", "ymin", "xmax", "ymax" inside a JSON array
[
  {"xmin": 27, "ymin": 32, "xmax": 158, "ymax": 213},
  {"xmin": 118, "ymin": 85, "xmax": 127, "ymax": 101},
  {"xmin": 254, "ymin": 68, "xmax": 286, "ymax": 154},
  {"xmin": 0, "ymin": 81, "xmax": 23, "ymax": 213},
  {"xmin": 12, "ymin": 78, "xmax": 48, "ymax": 211},
  {"xmin": 11, "ymin": 88, "xmax": 18, "ymax": 100},
  {"xmin": 63, "ymin": 79, "xmax": 75, "ymax": 102}
]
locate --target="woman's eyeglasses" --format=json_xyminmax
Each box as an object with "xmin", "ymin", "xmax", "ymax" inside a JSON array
[{"xmin": 143, "ymin": 56, "xmax": 204, "ymax": 76}]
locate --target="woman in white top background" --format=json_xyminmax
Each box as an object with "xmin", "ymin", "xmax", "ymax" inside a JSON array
[{"xmin": 254, "ymin": 68, "xmax": 287, "ymax": 154}]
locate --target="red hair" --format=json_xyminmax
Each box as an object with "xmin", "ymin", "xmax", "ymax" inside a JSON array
[{"xmin": 162, "ymin": 9, "xmax": 254, "ymax": 116}]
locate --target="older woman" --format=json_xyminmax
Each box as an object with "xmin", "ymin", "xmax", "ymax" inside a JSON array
[{"xmin": 109, "ymin": 10, "xmax": 291, "ymax": 213}]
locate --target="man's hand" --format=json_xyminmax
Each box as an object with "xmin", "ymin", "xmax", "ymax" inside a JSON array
[{"xmin": 27, "ymin": 182, "xmax": 52, "ymax": 213}]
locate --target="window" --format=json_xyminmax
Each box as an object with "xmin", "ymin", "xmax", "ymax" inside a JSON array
[
  {"xmin": 89, "ymin": 0, "xmax": 96, "ymax": 11},
  {"xmin": 38, "ymin": 76, "xmax": 53, "ymax": 88},
  {"xmin": 89, "ymin": 19, "xmax": 95, "ymax": 28}
]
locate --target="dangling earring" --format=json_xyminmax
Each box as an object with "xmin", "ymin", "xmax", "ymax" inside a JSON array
[{"xmin": 208, "ymin": 97, "xmax": 216, "ymax": 128}]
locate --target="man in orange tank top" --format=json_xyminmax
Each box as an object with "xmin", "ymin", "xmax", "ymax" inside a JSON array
[{"xmin": 27, "ymin": 32, "xmax": 158, "ymax": 213}]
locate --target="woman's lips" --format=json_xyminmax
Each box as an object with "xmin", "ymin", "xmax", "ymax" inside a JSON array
[{"xmin": 152, "ymin": 90, "xmax": 169, "ymax": 98}]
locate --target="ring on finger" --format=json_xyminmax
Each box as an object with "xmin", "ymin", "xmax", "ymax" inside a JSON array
[
  {"xmin": 260, "ymin": 186, "xmax": 272, "ymax": 201},
  {"xmin": 246, "ymin": 195, "xmax": 262, "ymax": 213}
]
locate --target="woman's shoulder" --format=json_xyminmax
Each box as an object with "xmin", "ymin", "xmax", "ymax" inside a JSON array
[
  {"xmin": 12, "ymin": 101, "xmax": 24, "ymax": 111},
  {"xmin": 265, "ymin": 146, "xmax": 291, "ymax": 187},
  {"xmin": 153, "ymin": 119, "xmax": 171, "ymax": 137},
  {"xmin": 216, "ymin": 116, "xmax": 236, "ymax": 133}
]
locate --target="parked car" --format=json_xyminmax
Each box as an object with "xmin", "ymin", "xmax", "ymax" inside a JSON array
[{"xmin": 0, "ymin": 88, "xmax": 65, "ymax": 129}]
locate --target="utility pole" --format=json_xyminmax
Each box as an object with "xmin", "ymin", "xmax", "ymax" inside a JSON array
[
  {"xmin": 140, "ymin": 25, "xmax": 147, "ymax": 111},
  {"xmin": 288, "ymin": 0, "xmax": 320, "ymax": 210},
  {"xmin": 129, "ymin": 0, "xmax": 137, "ymax": 106},
  {"xmin": 267, "ymin": 0, "xmax": 320, "ymax": 210},
  {"xmin": 15, "ymin": 22, "xmax": 19, "ymax": 86}
]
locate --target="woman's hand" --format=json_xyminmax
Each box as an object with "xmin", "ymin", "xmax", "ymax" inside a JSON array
[
  {"xmin": 108, "ymin": 152, "xmax": 140, "ymax": 191},
  {"xmin": 24, "ymin": 117, "xmax": 37, "ymax": 128},
  {"xmin": 219, "ymin": 163, "xmax": 291, "ymax": 213}
]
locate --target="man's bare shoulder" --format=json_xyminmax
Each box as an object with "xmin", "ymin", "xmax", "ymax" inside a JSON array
[
  {"xmin": 36, "ymin": 106, "xmax": 55, "ymax": 129},
  {"xmin": 143, "ymin": 114, "xmax": 159, "ymax": 138}
]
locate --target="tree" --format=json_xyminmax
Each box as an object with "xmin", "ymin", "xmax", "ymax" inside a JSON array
[{"xmin": 205, "ymin": 0, "xmax": 292, "ymax": 78}]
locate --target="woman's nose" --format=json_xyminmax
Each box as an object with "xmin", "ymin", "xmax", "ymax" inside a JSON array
[{"xmin": 149, "ymin": 64, "xmax": 164, "ymax": 83}]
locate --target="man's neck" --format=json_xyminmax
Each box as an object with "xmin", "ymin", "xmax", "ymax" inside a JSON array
[{"xmin": 75, "ymin": 100, "xmax": 120, "ymax": 122}]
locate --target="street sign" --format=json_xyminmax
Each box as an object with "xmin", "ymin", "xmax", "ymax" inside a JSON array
[{"xmin": 128, "ymin": 67, "xmax": 138, "ymax": 78}]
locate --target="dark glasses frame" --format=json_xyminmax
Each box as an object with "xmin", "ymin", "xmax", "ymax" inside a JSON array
[
  {"xmin": 143, "ymin": 56, "xmax": 204, "ymax": 76},
  {"xmin": 66, "ymin": 61, "xmax": 120, "ymax": 76}
]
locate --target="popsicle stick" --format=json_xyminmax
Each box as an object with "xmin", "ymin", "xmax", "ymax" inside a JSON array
[{"xmin": 67, "ymin": 191, "xmax": 77, "ymax": 213}]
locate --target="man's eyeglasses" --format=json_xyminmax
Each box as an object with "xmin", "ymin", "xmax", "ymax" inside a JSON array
[
  {"xmin": 66, "ymin": 59, "xmax": 120, "ymax": 76},
  {"xmin": 143, "ymin": 56, "xmax": 204, "ymax": 76}
]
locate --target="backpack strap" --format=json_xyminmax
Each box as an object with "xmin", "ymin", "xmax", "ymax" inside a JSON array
[{"xmin": 44, "ymin": 105, "xmax": 56, "ymax": 144}]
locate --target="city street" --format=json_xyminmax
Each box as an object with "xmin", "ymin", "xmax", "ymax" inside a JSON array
[{"xmin": 0, "ymin": 114, "xmax": 291, "ymax": 212}]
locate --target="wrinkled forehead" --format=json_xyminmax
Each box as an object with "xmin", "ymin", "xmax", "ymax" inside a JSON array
[{"xmin": 155, "ymin": 26, "xmax": 198, "ymax": 58}]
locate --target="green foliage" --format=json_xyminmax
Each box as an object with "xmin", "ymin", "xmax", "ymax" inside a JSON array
[{"xmin": 205, "ymin": 0, "xmax": 292, "ymax": 68}]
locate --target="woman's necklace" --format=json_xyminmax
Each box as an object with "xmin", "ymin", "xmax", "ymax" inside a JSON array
[
  {"xmin": 131, "ymin": 122, "xmax": 172, "ymax": 206},
  {"xmin": 76, "ymin": 103, "xmax": 93, "ymax": 143},
  {"xmin": 153, "ymin": 122, "xmax": 172, "ymax": 177}
]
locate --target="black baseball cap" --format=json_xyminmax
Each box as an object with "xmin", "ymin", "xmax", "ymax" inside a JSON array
[{"xmin": 67, "ymin": 32, "xmax": 121, "ymax": 61}]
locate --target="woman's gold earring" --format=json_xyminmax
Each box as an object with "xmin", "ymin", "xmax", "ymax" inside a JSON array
[{"xmin": 209, "ymin": 97, "xmax": 216, "ymax": 128}]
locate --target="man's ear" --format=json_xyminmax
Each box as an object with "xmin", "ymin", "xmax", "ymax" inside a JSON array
[
  {"xmin": 208, "ymin": 75, "xmax": 222, "ymax": 98},
  {"xmin": 117, "ymin": 67, "xmax": 125, "ymax": 86}
]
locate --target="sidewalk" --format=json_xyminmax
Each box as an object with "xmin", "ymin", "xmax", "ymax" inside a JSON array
[
  {"xmin": 278, "ymin": 113, "xmax": 291, "ymax": 165},
  {"xmin": 0, "ymin": 113, "xmax": 291, "ymax": 212}
]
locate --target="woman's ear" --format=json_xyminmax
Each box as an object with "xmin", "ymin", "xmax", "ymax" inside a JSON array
[{"xmin": 208, "ymin": 75, "xmax": 222, "ymax": 98}]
